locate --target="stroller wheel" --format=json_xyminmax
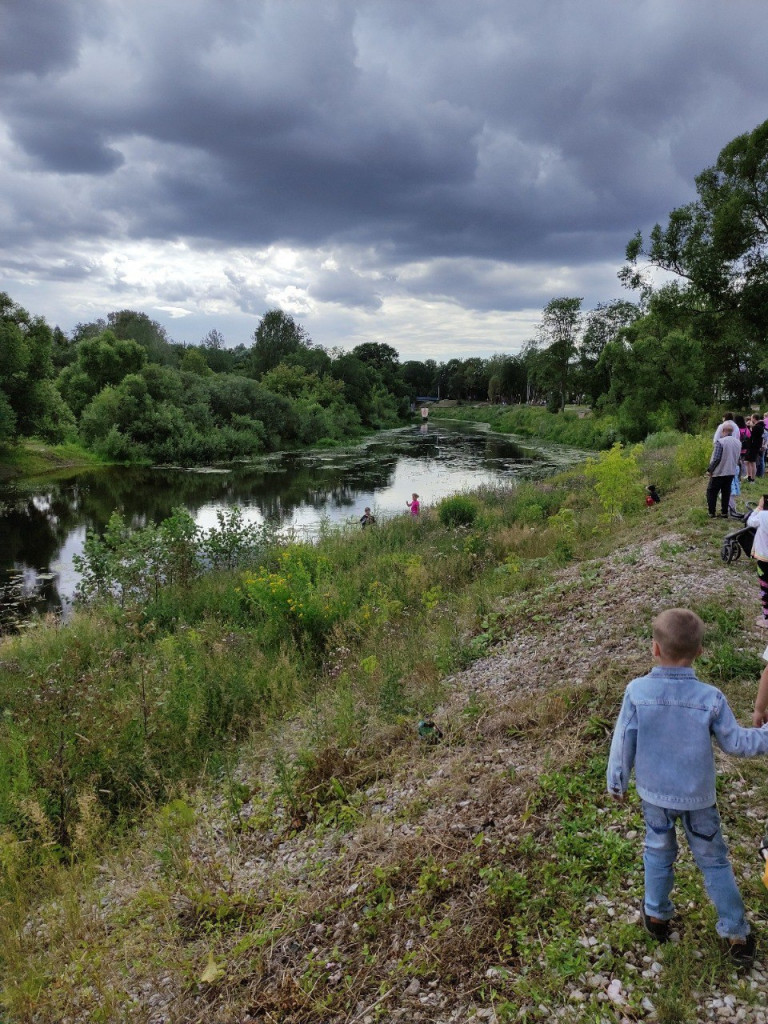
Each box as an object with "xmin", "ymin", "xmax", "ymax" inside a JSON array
[{"xmin": 722, "ymin": 539, "xmax": 741, "ymax": 564}]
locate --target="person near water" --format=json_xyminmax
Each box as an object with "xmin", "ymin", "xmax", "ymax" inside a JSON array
[
  {"xmin": 406, "ymin": 493, "xmax": 420, "ymax": 516},
  {"xmin": 360, "ymin": 507, "xmax": 376, "ymax": 528}
]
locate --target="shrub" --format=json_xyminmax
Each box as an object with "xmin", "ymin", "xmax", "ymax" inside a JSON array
[
  {"xmin": 584, "ymin": 442, "xmax": 644, "ymax": 521},
  {"xmin": 515, "ymin": 502, "xmax": 545, "ymax": 525},
  {"xmin": 239, "ymin": 545, "xmax": 348, "ymax": 653},
  {"xmin": 643, "ymin": 429, "xmax": 686, "ymax": 450},
  {"xmin": 438, "ymin": 494, "xmax": 478, "ymax": 527},
  {"xmin": 674, "ymin": 433, "xmax": 712, "ymax": 477}
]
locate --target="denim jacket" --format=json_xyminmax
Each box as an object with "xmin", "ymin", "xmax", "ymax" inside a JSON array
[{"xmin": 606, "ymin": 666, "xmax": 768, "ymax": 810}]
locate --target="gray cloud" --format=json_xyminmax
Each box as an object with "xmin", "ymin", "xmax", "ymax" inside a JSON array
[{"xmin": 2, "ymin": 0, "xmax": 768, "ymax": 356}]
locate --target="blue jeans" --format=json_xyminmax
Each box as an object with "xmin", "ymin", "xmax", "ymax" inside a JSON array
[{"xmin": 642, "ymin": 801, "xmax": 749, "ymax": 939}]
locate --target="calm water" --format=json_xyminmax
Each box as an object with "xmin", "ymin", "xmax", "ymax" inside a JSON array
[{"xmin": 0, "ymin": 423, "xmax": 582, "ymax": 624}]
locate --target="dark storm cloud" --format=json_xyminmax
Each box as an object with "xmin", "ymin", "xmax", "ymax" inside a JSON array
[
  {"xmin": 3, "ymin": 0, "xmax": 768, "ymax": 335},
  {"xmin": 0, "ymin": 0, "xmax": 89, "ymax": 76}
]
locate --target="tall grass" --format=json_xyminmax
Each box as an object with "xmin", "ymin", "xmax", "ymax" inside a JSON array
[
  {"xmin": 0, "ymin": 436, "xmax": 695, "ymax": 954},
  {"xmin": 432, "ymin": 404, "xmax": 619, "ymax": 449}
]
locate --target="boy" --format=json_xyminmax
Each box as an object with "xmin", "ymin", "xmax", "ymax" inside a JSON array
[{"xmin": 607, "ymin": 608, "xmax": 768, "ymax": 964}]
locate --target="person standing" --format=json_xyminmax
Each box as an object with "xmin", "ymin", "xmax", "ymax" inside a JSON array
[
  {"xmin": 706, "ymin": 423, "xmax": 741, "ymax": 518},
  {"xmin": 747, "ymin": 497, "xmax": 768, "ymax": 628},
  {"xmin": 745, "ymin": 415, "xmax": 764, "ymax": 483},
  {"xmin": 748, "ymin": 414, "xmax": 765, "ymax": 481},
  {"xmin": 406, "ymin": 493, "xmax": 420, "ymax": 516},
  {"xmin": 713, "ymin": 412, "xmax": 740, "ymax": 442},
  {"xmin": 736, "ymin": 415, "xmax": 750, "ymax": 481}
]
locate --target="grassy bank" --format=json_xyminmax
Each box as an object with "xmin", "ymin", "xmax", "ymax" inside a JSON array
[
  {"xmin": 430, "ymin": 403, "xmax": 624, "ymax": 450},
  {"xmin": 0, "ymin": 439, "xmax": 106, "ymax": 480},
  {"xmin": 2, "ymin": 437, "xmax": 768, "ymax": 1022}
]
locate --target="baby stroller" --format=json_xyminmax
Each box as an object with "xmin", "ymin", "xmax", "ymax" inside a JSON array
[{"xmin": 721, "ymin": 502, "xmax": 757, "ymax": 564}]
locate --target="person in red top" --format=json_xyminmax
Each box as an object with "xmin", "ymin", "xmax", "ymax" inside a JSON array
[{"xmin": 406, "ymin": 493, "xmax": 420, "ymax": 516}]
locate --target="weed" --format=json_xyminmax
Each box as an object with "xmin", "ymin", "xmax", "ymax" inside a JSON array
[
  {"xmin": 438, "ymin": 494, "xmax": 479, "ymax": 527},
  {"xmin": 584, "ymin": 442, "xmax": 645, "ymax": 521}
]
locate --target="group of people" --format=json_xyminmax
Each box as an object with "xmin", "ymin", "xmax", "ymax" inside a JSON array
[
  {"xmin": 608, "ymin": 414, "xmax": 768, "ymax": 965},
  {"xmin": 357, "ymin": 429, "xmax": 768, "ymax": 965},
  {"xmin": 707, "ymin": 412, "xmax": 768, "ymax": 630},
  {"xmin": 707, "ymin": 411, "xmax": 768, "ymax": 518}
]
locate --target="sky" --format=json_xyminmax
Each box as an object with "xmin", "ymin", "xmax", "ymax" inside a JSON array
[{"xmin": 2, "ymin": 0, "xmax": 768, "ymax": 362}]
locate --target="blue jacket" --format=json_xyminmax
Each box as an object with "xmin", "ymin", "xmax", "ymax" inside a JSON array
[{"xmin": 606, "ymin": 666, "xmax": 768, "ymax": 810}]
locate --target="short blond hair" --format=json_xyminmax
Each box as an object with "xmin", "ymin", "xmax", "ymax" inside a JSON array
[{"xmin": 652, "ymin": 608, "xmax": 704, "ymax": 661}]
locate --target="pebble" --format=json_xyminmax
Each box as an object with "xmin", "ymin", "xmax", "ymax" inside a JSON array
[{"xmin": 606, "ymin": 979, "xmax": 626, "ymax": 1006}]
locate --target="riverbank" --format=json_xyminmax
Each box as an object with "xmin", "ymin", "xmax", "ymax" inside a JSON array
[
  {"xmin": 430, "ymin": 402, "xmax": 623, "ymax": 450},
  {"xmin": 0, "ymin": 439, "xmax": 105, "ymax": 480},
  {"xmin": 2, "ymin": 439, "xmax": 768, "ymax": 1022}
]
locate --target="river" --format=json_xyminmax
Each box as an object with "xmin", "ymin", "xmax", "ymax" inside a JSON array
[{"xmin": 0, "ymin": 422, "xmax": 584, "ymax": 627}]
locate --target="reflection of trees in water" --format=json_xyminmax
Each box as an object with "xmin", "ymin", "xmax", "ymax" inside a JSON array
[
  {"xmin": 1, "ymin": 491, "xmax": 71, "ymax": 567},
  {"xmin": 0, "ymin": 453, "xmax": 401, "ymax": 564},
  {"xmin": 0, "ymin": 428, "xmax": 552, "ymax": 620},
  {"xmin": 0, "ymin": 568, "xmax": 64, "ymax": 635}
]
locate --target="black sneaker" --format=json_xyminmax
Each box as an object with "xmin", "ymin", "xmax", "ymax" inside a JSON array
[
  {"xmin": 725, "ymin": 933, "xmax": 756, "ymax": 969},
  {"xmin": 642, "ymin": 907, "xmax": 670, "ymax": 943}
]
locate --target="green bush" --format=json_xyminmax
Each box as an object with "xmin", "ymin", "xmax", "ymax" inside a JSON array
[
  {"xmin": 515, "ymin": 502, "xmax": 545, "ymax": 525},
  {"xmin": 584, "ymin": 442, "xmax": 644, "ymax": 520},
  {"xmin": 643, "ymin": 429, "xmax": 686, "ymax": 450},
  {"xmin": 438, "ymin": 494, "xmax": 479, "ymax": 527},
  {"xmin": 673, "ymin": 433, "xmax": 712, "ymax": 477}
]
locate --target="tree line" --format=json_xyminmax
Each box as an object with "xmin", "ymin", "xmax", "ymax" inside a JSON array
[{"xmin": 3, "ymin": 118, "xmax": 768, "ymax": 461}]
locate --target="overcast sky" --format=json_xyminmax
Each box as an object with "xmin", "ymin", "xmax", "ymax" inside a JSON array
[{"xmin": 2, "ymin": 0, "xmax": 768, "ymax": 361}]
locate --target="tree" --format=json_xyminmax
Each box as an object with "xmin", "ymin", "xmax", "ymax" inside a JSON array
[
  {"xmin": 330, "ymin": 353, "xmax": 375, "ymax": 419},
  {"xmin": 0, "ymin": 391, "xmax": 16, "ymax": 445},
  {"xmin": 107, "ymin": 310, "xmax": 174, "ymax": 365},
  {"xmin": 485, "ymin": 355, "xmax": 527, "ymax": 403},
  {"xmin": 622, "ymin": 118, "xmax": 768, "ymax": 340},
  {"xmin": 72, "ymin": 311, "xmax": 174, "ymax": 365},
  {"xmin": 179, "ymin": 347, "xmax": 212, "ymax": 376},
  {"xmin": 596, "ymin": 326, "xmax": 705, "ymax": 438},
  {"xmin": 199, "ymin": 329, "xmax": 238, "ymax": 373},
  {"xmin": 0, "ymin": 292, "xmax": 68, "ymax": 440},
  {"xmin": 58, "ymin": 330, "xmax": 147, "ymax": 418},
  {"xmin": 249, "ymin": 310, "xmax": 311, "ymax": 377},
  {"xmin": 351, "ymin": 342, "xmax": 400, "ymax": 374},
  {"xmin": 536, "ymin": 297, "xmax": 583, "ymax": 411},
  {"xmin": 201, "ymin": 328, "xmax": 225, "ymax": 350},
  {"xmin": 399, "ymin": 360, "xmax": 437, "ymax": 399},
  {"xmin": 352, "ymin": 341, "xmax": 408, "ymax": 409},
  {"xmin": 579, "ymin": 300, "xmax": 640, "ymax": 404},
  {"xmin": 462, "ymin": 358, "xmax": 489, "ymax": 400}
]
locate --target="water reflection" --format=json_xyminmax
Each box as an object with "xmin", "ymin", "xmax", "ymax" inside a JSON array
[{"xmin": 0, "ymin": 424, "xmax": 580, "ymax": 624}]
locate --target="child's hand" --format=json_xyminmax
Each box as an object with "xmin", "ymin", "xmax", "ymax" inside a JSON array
[
  {"xmin": 754, "ymin": 707, "xmax": 768, "ymax": 727},
  {"xmin": 609, "ymin": 791, "xmax": 626, "ymax": 803}
]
